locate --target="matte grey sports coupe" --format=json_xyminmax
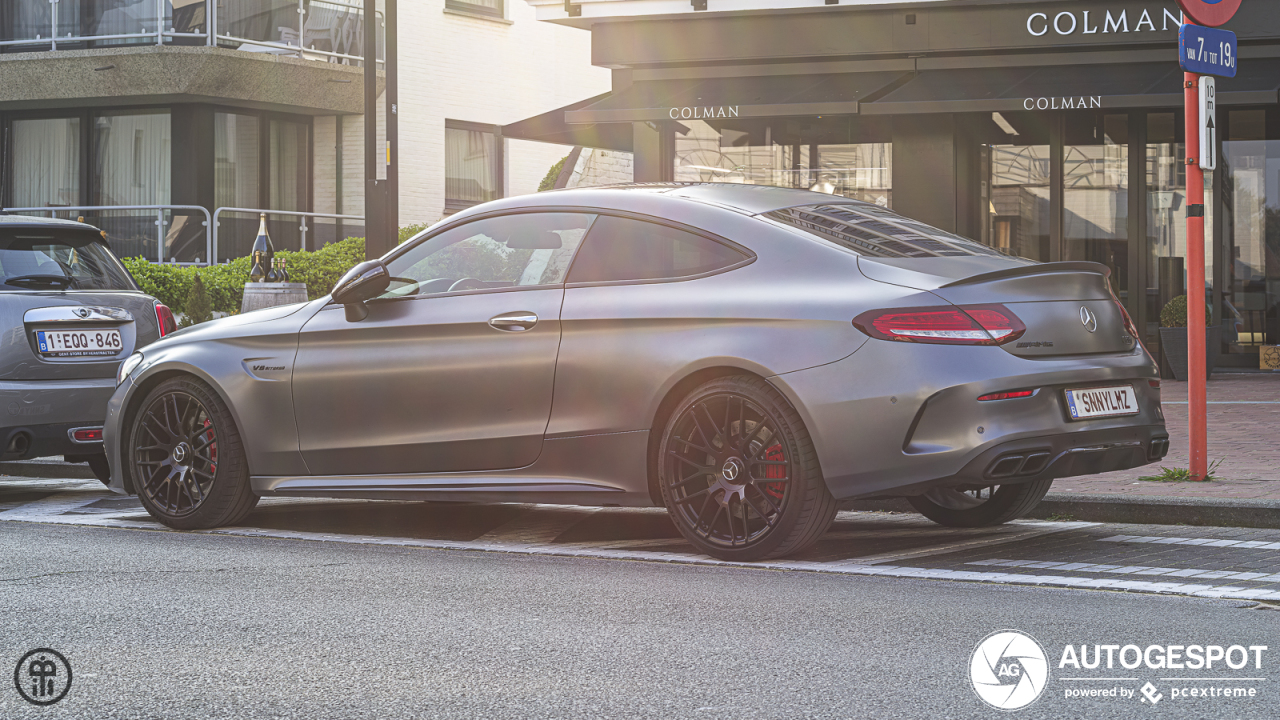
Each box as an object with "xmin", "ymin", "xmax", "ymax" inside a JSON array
[{"xmin": 104, "ymin": 184, "xmax": 1167, "ymax": 560}]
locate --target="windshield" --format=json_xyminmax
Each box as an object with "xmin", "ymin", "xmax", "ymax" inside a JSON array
[
  {"xmin": 766, "ymin": 203, "xmax": 1007, "ymax": 259},
  {"xmin": 0, "ymin": 230, "xmax": 136, "ymax": 292}
]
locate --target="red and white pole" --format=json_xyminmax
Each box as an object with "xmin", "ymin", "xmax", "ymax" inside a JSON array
[{"xmin": 1184, "ymin": 64, "xmax": 1209, "ymax": 481}]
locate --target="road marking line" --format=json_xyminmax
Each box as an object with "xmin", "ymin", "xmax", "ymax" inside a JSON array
[
  {"xmin": 1101, "ymin": 535, "xmax": 1280, "ymax": 550},
  {"xmin": 967, "ymin": 559, "xmax": 1280, "ymax": 583},
  {"xmin": 845, "ymin": 521, "xmax": 1098, "ymax": 566},
  {"xmin": 0, "ymin": 491, "xmax": 110, "ymax": 519},
  {"xmin": 476, "ymin": 504, "xmax": 600, "ymax": 544}
]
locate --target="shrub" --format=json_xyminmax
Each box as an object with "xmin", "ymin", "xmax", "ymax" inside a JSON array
[
  {"xmin": 538, "ymin": 155, "xmax": 569, "ymax": 192},
  {"xmin": 1159, "ymin": 295, "xmax": 1212, "ymax": 329},
  {"xmin": 179, "ymin": 274, "xmax": 214, "ymax": 327},
  {"xmin": 122, "ymin": 235, "xmax": 368, "ymax": 315}
]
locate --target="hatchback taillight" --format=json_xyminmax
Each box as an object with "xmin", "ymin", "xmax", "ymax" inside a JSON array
[
  {"xmin": 853, "ymin": 304, "xmax": 1026, "ymax": 346},
  {"xmin": 1115, "ymin": 299, "xmax": 1140, "ymax": 339},
  {"xmin": 155, "ymin": 303, "xmax": 177, "ymax": 337}
]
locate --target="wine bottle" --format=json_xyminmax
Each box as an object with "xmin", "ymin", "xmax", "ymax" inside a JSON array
[
  {"xmin": 250, "ymin": 213, "xmax": 275, "ymax": 279},
  {"xmin": 266, "ymin": 257, "xmax": 280, "ymax": 283},
  {"xmin": 249, "ymin": 251, "xmax": 266, "ymax": 283},
  {"xmin": 277, "ymin": 257, "xmax": 290, "ymax": 283}
]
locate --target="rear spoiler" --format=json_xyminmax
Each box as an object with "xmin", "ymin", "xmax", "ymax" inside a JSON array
[{"xmin": 939, "ymin": 261, "xmax": 1110, "ymax": 288}]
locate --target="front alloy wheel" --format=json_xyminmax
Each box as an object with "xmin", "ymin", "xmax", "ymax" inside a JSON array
[
  {"xmin": 658, "ymin": 376, "xmax": 837, "ymax": 561},
  {"xmin": 129, "ymin": 377, "xmax": 258, "ymax": 529}
]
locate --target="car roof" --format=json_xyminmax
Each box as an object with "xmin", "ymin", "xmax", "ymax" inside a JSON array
[
  {"xmin": 453, "ymin": 183, "xmax": 872, "ymax": 221},
  {"xmin": 0, "ymin": 214, "xmax": 104, "ymax": 233}
]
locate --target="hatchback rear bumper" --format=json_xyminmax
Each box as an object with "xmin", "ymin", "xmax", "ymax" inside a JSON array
[{"xmin": 0, "ymin": 378, "xmax": 114, "ymax": 460}]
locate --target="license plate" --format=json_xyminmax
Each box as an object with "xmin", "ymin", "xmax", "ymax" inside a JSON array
[
  {"xmin": 35, "ymin": 329, "xmax": 123, "ymax": 358},
  {"xmin": 1064, "ymin": 385, "xmax": 1140, "ymax": 420}
]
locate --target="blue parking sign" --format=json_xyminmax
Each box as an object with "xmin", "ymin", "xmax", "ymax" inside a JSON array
[{"xmin": 1180, "ymin": 24, "xmax": 1238, "ymax": 78}]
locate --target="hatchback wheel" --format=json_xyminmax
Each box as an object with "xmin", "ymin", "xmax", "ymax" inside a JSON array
[
  {"xmin": 658, "ymin": 376, "xmax": 837, "ymax": 561},
  {"xmin": 907, "ymin": 479, "xmax": 1053, "ymax": 528},
  {"xmin": 129, "ymin": 377, "xmax": 258, "ymax": 529}
]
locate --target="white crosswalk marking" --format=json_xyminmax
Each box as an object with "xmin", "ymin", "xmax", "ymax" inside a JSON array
[{"xmin": 1101, "ymin": 534, "xmax": 1280, "ymax": 550}]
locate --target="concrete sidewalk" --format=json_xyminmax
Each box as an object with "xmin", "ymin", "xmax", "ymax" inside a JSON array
[{"xmin": 1054, "ymin": 374, "xmax": 1280, "ymax": 501}]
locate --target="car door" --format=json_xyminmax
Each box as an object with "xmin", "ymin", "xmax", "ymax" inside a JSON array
[
  {"xmin": 291, "ymin": 211, "xmax": 593, "ymax": 476},
  {"xmin": 546, "ymin": 214, "xmax": 754, "ymax": 439}
]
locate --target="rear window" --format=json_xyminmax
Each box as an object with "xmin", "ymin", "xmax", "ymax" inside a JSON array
[
  {"xmin": 0, "ymin": 231, "xmax": 136, "ymax": 292},
  {"xmin": 766, "ymin": 204, "xmax": 1005, "ymax": 259}
]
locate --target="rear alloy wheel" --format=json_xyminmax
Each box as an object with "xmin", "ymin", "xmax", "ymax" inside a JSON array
[
  {"xmin": 907, "ymin": 479, "xmax": 1053, "ymax": 528},
  {"xmin": 129, "ymin": 377, "xmax": 258, "ymax": 530},
  {"xmin": 658, "ymin": 376, "xmax": 837, "ymax": 561}
]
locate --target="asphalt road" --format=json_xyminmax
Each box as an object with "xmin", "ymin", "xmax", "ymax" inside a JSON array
[{"xmin": 1, "ymin": 521, "xmax": 1276, "ymax": 720}]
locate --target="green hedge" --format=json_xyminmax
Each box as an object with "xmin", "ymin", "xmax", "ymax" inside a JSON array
[
  {"xmin": 123, "ymin": 236, "xmax": 367, "ymax": 315},
  {"xmin": 123, "ymin": 223, "xmax": 435, "ymax": 316}
]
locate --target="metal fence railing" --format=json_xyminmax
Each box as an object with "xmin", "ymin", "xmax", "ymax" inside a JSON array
[
  {"xmin": 212, "ymin": 207, "xmax": 365, "ymax": 263},
  {"xmin": 2, "ymin": 205, "xmax": 213, "ymax": 265},
  {"xmin": 4, "ymin": 205, "xmax": 366, "ymax": 265},
  {"xmin": 3, "ymin": 0, "xmax": 383, "ymax": 66}
]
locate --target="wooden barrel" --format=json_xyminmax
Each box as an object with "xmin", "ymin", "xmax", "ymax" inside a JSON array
[{"xmin": 241, "ymin": 282, "xmax": 309, "ymax": 314}]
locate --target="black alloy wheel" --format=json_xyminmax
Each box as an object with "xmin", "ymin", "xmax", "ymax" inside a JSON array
[
  {"xmin": 907, "ymin": 479, "xmax": 1054, "ymax": 528},
  {"xmin": 658, "ymin": 376, "xmax": 837, "ymax": 561},
  {"xmin": 129, "ymin": 377, "xmax": 258, "ymax": 529}
]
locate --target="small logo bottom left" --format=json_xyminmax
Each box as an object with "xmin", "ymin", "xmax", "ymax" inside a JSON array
[{"xmin": 13, "ymin": 648, "xmax": 73, "ymax": 706}]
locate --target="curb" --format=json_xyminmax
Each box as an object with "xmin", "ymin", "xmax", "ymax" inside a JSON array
[
  {"xmin": 849, "ymin": 492, "xmax": 1280, "ymax": 530},
  {"xmin": 0, "ymin": 460, "xmax": 95, "ymax": 480}
]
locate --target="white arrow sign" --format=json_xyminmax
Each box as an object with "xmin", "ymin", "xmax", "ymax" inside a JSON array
[{"xmin": 1200, "ymin": 77, "xmax": 1217, "ymax": 171}]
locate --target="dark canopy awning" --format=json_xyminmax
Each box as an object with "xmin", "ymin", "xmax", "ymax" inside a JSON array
[
  {"xmin": 564, "ymin": 72, "xmax": 906, "ymax": 124},
  {"xmin": 501, "ymin": 92, "xmax": 633, "ymax": 152},
  {"xmin": 862, "ymin": 60, "xmax": 1280, "ymax": 115}
]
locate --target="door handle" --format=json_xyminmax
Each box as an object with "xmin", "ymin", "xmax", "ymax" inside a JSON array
[{"xmin": 489, "ymin": 312, "xmax": 538, "ymax": 332}]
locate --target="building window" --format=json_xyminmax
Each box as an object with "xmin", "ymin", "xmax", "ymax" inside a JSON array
[
  {"xmin": 93, "ymin": 111, "xmax": 171, "ymax": 207},
  {"xmin": 445, "ymin": 0, "xmax": 504, "ymax": 19},
  {"xmin": 214, "ymin": 112, "xmax": 261, "ymax": 208},
  {"xmin": 10, "ymin": 117, "xmax": 80, "ymax": 209},
  {"xmin": 673, "ymin": 118, "xmax": 892, "ymax": 206},
  {"xmin": 269, "ymin": 118, "xmax": 310, "ymax": 213},
  {"xmin": 446, "ymin": 120, "xmax": 503, "ymax": 213}
]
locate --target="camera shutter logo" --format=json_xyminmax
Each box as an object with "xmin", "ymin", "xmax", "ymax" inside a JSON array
[
  {"xmin": 970, "ymin": 630, "xmax": 1049, "ymax": 711},
  {"xmin": 13, "ymin": 648, "xmax": 72, "ymax": 706}
]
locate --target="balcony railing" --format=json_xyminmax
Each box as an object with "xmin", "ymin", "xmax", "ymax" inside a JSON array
[
  {"xmin": 1, "ymin": 0, "xmax": 383, "ymax": 66},
  {"xmin": 2, "ymin": 205, "xmax": 364, "ymax": 266}
]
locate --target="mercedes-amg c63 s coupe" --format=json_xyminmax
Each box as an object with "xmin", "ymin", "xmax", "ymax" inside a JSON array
[{"xmin": 104, "ymin": 184, "xmax": 1167, "ymax": 561}]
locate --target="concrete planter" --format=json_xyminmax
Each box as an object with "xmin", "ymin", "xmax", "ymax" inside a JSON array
[{"xmin": 1159, "ymin": 325, "xmax": 1221, "ymax": 381}]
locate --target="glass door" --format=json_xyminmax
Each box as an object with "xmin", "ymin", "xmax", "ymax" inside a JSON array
[{"xmin": 1222, "ymin": 109, "xmax": 1280, "ymax": 363}]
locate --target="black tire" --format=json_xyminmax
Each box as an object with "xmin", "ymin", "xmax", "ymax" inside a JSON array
[
  {"xmin": 128, "ymin": 376, "xmax": 258, "ymax": 529},
  {"xmin": 87, "ymin": 454, "xmax": 111, "ymax": 487},
  {"xmin": 907, "ymin": 478, "xmax": 1054, "ymax": 528},
  {"xmin": 657, "ymin": 375, "xmax": 837, "ymax": 561}
]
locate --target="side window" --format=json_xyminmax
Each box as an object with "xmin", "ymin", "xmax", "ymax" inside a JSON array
[
  {"xmin": 381, "ymin": 213, "xmax": 594, "ymax": 298},
  {"xmin": 567, "ymin": 215, "xmax": 748, "ymax": 284}
]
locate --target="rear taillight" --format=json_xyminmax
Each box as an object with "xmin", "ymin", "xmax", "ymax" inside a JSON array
[
  {"xmin": 978, "ymin": 390, "xmax": 1036, "ymax": 401},
  {"xmin": 1115, "ymin": 300, "xmax": 1140, "ymax": 339},
  {"xmin": 853, "ymin": 304, "xmax": 1026, "ymax": 346},
  {"xmin": 155, "ymin": 303, "xmax": 177, "ymax": 337},
  {"xmin": 72, "ymin": 428, "xmax": 103, "ymax": 442}
]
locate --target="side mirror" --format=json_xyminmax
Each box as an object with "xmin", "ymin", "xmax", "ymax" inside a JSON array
[{"xmin": 332, "ymin": 260, "xmax": 390, "ymax": 322}]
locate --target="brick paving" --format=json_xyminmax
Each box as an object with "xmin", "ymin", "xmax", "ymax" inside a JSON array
[{"xmin": 1054, "ymin": 374, "xmax": 1280, "ymax": 500}]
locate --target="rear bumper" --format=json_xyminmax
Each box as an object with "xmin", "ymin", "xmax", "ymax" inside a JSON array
[
  {"xmin": 0, "ymin": 377, "xmax": 114, "ymax": 459},
  {"xmin": 771, "ymin": 339, "xmax": 1164, "ymax": 500}
]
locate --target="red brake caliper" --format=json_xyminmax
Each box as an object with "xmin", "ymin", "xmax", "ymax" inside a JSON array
[
  {"xmin": 203, "ymin": 419, "xmax": 217, "ymax": 474},
  {"xmin": 763, "ymin": 443, "xmax": 785, "ymax": 500}
]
